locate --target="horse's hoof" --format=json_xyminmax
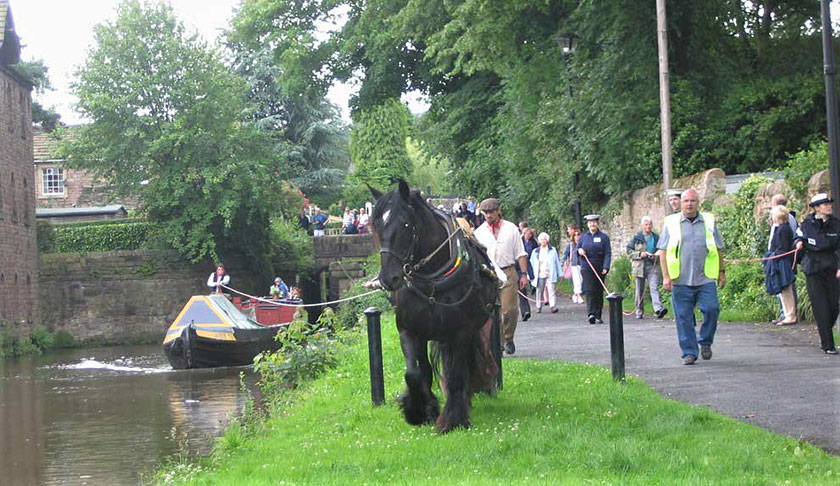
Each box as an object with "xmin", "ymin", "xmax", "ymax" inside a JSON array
[{"xmin": 436, "ymin": 418, "xmax": 471, "ymax": 434}]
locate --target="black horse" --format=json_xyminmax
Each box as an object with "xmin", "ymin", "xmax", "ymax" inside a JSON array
[{"xmin": 369, "ymin": 180, "xmax": 500, "ymax": 433}]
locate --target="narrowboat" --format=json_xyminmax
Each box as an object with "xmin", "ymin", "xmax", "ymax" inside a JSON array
[{"xmin": 162, "ymin": 294, "xmax": 300, "ymax": 369}]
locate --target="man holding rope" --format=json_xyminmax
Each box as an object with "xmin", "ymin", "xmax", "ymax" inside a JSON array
[
  {"xmin": 657, "ymin": 189, "xmax": 726, "ymax": 365},
  {"xmin": 474, "ymin": 198, "xmax": 529, "ymax": 355}
]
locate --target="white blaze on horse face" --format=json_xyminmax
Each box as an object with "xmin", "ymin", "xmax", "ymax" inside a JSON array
[{"xmin": 382, "ymin": 210, "xmax": 391, "ymax": 224}]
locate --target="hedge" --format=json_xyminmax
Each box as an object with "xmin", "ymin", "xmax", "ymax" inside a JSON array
[{"xmin": 39, "ymin": 220, "xmax": 154, "ymax": 253}]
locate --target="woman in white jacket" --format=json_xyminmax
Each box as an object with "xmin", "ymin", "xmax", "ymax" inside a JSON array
[{"xmin": 529, "ymin": 233, "xmax": 563, "ymax": 313}]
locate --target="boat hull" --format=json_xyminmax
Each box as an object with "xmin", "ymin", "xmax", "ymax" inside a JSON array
[{"xmin": 163, "ymin": 324, "xmax": 284, "ymax": 369}]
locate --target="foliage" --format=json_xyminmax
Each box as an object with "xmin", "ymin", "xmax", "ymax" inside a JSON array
[
  {"xmin": 717, "ymin": 262, "xmax": 777, "ymax": 322},
  {"xmin": 36, "ymin": 220, "xmax": 55, "ymax": 253},
  {"xmin": 45, "ymin": 221, "xmax": 155, "ymax": 253},
  {"xmin": 406, "ymin": 137, "xmax": 450, "ymax": 195},
  {"xmin": 715, "ymin": 175, "xmax": 772, "ymax": 259},
  {"xmin": 605, "ymin": 256, "xmax": 633, "ymax": 298},
  {"xmin": 228, "ymin": 0, "xmax": 351, "ymax": 204},
  {"xmin": 335, "ymin": 254, "xmax": 393, "ymax": 329},
  {"xmin": 269, "ymin": 217, "xmax": 313, "ymax": 275},
  {"xmin": 0, "ymin": 323, "xmax": 74, "ymax": 357},
  {"xmin": 11, "ymin": 59, "xmax": 62, "ymax": 131},
  {"xmin": 346, "ymin": 98, "xmax": 414, "ymax": 199},
  {"xmin": 783, "ymin": 141, "xmax": 829, "ymax": 207},
  {"xmin": 154, "ymin": 314, "xmax": 840, "ymax": 485},
  {"xmin": 63, "ymin": 0, "xmax": 280, "ymax": 266},
  {"xmin": 253, "ymin": 308, "xmax": 343, "ymax": 407}
]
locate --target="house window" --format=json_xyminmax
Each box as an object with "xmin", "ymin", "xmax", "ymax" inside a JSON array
[{"xmin": 42, "ymin": 167, "xmax": 65, "ymax": 195}]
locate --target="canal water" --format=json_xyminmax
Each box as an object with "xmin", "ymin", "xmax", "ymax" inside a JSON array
[{"xmin": 0, "ymin": 344, "xmax": 256, "ymax": 485}]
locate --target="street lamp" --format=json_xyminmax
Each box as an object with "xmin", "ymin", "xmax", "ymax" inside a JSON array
[{"xmin": 554, "ymin": 34, "xmax": 582, "ymax": 228}]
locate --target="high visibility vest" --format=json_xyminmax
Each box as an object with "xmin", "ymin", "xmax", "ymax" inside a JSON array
[{"xmin": 664, "ymin": 212, "xmax": 720, "ymax": 280}]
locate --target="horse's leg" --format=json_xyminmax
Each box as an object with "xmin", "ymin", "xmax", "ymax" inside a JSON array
[
  {"xmin": 436, "ymin": 338, "xmax": 472, "ymax": 433},
  {"xmin": 398, "ymin": 331, "xmax": 439, "ymax": 426}
]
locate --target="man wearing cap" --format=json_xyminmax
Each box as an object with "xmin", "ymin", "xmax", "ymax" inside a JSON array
[
  {"xmin": 626, "ymin": 216, "xmax": 666, "ymax": 319},
  {"xmin": 794, "ymin": 193, "xmax": 840, "ymax": 355},
  {"xmin": 666, "ymin": 189, "xmax": 683, "ymax": 213},
  {"xmin": 657, "ymin": 189, "xmax": 726, "ymax": 365},
  {"xmin": 474, "ymin": 198, "xmax": 529, "ymax": 355},
  {"xmin": 577, "ymin": 214, "xmax": 611, "ymax": 324}
]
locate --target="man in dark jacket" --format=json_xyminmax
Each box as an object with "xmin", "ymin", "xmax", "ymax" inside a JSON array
[
  {"xmin": 578, "ymin": 214, "xmax": 611, "ymax": 324},
  {"xmin": 518, "ymin": 226, "xmax": 538, "ymax": 321},
  {"xmin": 626, "ymin": 216, "xmax": 666, "ymax": 319}
]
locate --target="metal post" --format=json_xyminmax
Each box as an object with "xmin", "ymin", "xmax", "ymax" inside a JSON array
[
  {"xmin": 364, "ymin": 307, "xmax": 385, "ymax": 406},
  {"xmin": 490, "ymin": 315, "xmax": 503, "ymax": 391},
  {"xmin": 821, "ymin": 0, "xmax": 840, "ymax": 216},
  {"xmin": 606, "ymin": 293, "xmax": 626, "ymax": 382}
]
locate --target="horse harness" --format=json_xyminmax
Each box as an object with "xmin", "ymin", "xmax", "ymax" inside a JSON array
[{"xmin": 384, "ymin": 209, "xmax": 499, "ymax": 314}]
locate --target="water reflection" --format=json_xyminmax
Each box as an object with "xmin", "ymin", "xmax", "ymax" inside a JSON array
[{"xmin": 0, "ymin": 345, "xmax": 255, "ymax": 485}]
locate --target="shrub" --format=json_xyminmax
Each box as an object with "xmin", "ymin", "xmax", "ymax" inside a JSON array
[
  {"xmin": 606, "ymin": 256, "xmax": 633, "ymax": 297},
  {"xmin": 37, "ymin": 220, "xmax": 55, "ymax": 252},
  {"xmin": 783, "ymin": 142, "xmax": 828, "ymax": 207},
  {"xmin": 52, "ymin": 330, "xmax": 76, "ymax": 348},
  {"xmin": 715, "ymin": 175, "xmax": 772, "ymax": 259},
  {"xmin": 269, "ymin": 218, "xmax": 313, "ymax": 274},
  {"xmin": 335, "ymin": 254, "xmax": 392, "ymax": 329},
  {"xmin": 29, "ymin": 324, "xmax": 55, "ymax": 350},
  {"xmin": 718, "ymin": 262, "xmax": 776, "ymax": 322},
  {"xmin": 50, "ymin": 221, "xmax": 155, "ymax": 252}
]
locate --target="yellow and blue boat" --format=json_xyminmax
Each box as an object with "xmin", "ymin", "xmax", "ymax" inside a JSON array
[{"xmin": 162, "ymin": 294, "xmax": 297, "ymax": 369}]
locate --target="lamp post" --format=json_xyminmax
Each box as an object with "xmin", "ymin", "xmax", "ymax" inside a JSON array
[
  {"xmin": 554, "ymin": 35, "xmax": 583, "ymax": 229},
  {"xmin": 820, "ymin": 0, "xmax": 840, "ymax": 216}
]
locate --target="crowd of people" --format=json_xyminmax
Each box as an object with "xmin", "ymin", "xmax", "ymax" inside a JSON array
[
  {"xmin": 297, "ymin": 204, "xmax": 373, "ymax": 236},
  {"xmin": 470, "ymin": 186, "xmax": 840, "ymax": 363}
]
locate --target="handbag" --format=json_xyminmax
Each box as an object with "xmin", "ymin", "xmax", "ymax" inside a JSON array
[{"xmin": 563, "ymin": 264, "xmax": 572, "ymax": 280}]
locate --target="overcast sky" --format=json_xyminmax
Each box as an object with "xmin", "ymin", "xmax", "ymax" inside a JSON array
[{"xmin": 8, "ymin": 0, "xmax": 426, "ymax": 125}]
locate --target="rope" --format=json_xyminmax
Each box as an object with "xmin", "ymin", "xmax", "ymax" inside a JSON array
[
  {"xmin": 580, "ymin": 252, "xmax": 636, "ymax": 316},
  {"xmin": 517, "ymin": 289, "xmax": 551, "ymax": 305},
  {"xmin": 724, "ymin": 248, "xmax": 797, "ymax": 264},
  {"xmin": 220, "ymin": 284, "xmax": 382, "ymax": 308}
]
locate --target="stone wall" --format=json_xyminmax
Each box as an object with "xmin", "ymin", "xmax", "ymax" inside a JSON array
[
  {"xmin": 37, "ymin": 251, "xmax": 261, "ymax": 344},
  {"xmin": 0, "ymin": 65, "xmax": 37, "ymax": 328},
  {"xmin": 603, "ymin": 169, "xmax": 727, "ymax": 259}
]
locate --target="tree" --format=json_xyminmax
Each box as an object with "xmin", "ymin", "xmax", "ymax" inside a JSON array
[
  {"xmin": 228, "ymin": 0, "xmax": 350, "ymax": 202},
  {"xmin": 346, "ymin": 98, "xmax": 413, "ymax": 204},
  {"xmin": 64, "ymin": 0, "xmax": 281, "ymax": 264},
  {"xmin": 11, "ymin": 59, "xmax": 61, "ymax": 131}
]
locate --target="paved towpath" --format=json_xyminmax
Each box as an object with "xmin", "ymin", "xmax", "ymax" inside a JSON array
[{"xmin": 513, "ymin": 297, "xmax": 840, "ymax": 453}]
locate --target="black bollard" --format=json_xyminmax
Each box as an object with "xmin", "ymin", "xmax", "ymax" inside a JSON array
[
  {"xmin": 490, "ymin": 314, "xmax": 503, "ymax": 391},
  {"xmin": 606, "ymin": 293, "xmax": 626, "ymax": 382},
  {"xmin": 364, "ymin": 307, "xmax": 385, "ymax": 406}
]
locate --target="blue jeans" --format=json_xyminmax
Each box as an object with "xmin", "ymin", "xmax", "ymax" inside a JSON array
[{"xmin": 671, "ymin": 282, "xmax": 720, "ymax": 358}]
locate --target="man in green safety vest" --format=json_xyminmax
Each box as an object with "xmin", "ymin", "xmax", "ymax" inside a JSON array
[{"xmin": 656, "ymin": 189, "xmax": 726, "ymax": 365}]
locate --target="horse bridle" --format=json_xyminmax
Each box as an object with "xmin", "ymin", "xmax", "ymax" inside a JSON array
[{"xmin": 378, "ymin": 206, "xmax": 461, "ymax": 278}]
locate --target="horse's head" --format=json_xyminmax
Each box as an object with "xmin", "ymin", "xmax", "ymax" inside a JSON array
[{"xmin": 369, "ymin": 179, "xmax": 420, "ymax": 291}]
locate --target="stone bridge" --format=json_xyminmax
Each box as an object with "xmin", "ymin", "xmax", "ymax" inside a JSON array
[{"xmin": 312, "ymin": 234, "xmax": 377, "ymax": 301}]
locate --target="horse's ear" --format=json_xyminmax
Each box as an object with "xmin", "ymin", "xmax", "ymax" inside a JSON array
[
  {"xmin": 398, "ymin": 179, "xmax": 410, "ymax": 201},
  {"xmin": 368, "ymin": 184, "xmax": 383, "ymax": 200}
]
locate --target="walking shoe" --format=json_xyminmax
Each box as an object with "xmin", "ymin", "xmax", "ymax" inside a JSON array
[
  {"xmin": 595, "ymin": 318, "xmax": 604, "ymax": 324},
  {"xmin": 522, "ymin": 312, "xmax": 531, "ymax": 322},
  {"xmin": 588, "ymin": 314, "xmax": 596, "ymax": 325},
  {"xmin": 682, "ymin": 355, "xmax": 697, "ymax": 365},
  {"xmin": 700, "ymin": 345, "xmax": 712, "ymax": 360},
  {"xmin": 825, "ymin": 348, "xmax": 838, "ymax": 355},
  {"xmin": 504, "ymin": 341, "xmax": 516, "ymax": 355},
  {"xmin": 550, "ymin": 307, "xmax": 558, "ymax": 313},
  {"xmin": 536, "ymin": 308, "xmax": 541, "ymax": 313},
  {"xmin": 635, "ymin": 314, "xmax": 643, "ymax": 319},
  {"xmin": 656, "ymin": 308, "xmax": 668, "ymax": 319}
]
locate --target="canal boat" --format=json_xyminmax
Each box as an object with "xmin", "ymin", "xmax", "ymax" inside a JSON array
[{"xmin": 162, "ymin": 294, "xmax": 300, "ymax": 369}]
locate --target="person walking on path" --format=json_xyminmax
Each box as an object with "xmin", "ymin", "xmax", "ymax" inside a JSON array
[
  {"xmin": 768, "ymin": 194, "xmax": 798, "ymax": 323},
  {"xmin": 794, "ymin": 193, "xmax": 840, "ymax": 355},
  {"xmin": 530, "ymin": 232, "xmax": 562, "ymax": 314},
  {"xmin": 627, "ymin": 216, "xmax": 667, "ymax": 319},
  {"xmin": 311, "ymin": 208, "xmax": 328, "ymax": 237},
  {"xmin": 765, "ymin": 205, "xmax": 797, "ymax": 326},
  {"xmin": 657, "ymin": 189, "xmax": 726, "ymax": 365},
  {"xmin": 577, "ymin": 214, "xmax": 611, "ymax": 324},
  {"xmin": 474, "ymin": 198, "xmax": 529, "ymax": 355},
  {"xmin": 561, "ymin": 228, "xmax": 584, "ymax": 304},
  {"xmin": 519, "ymin": 227, "xmax": 538, "ymax": 321},
  {"xmin": 667, "ymin": 188, "xmax": 683, "ymax": 214}
]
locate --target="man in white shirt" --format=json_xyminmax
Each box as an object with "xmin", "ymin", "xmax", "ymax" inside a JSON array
[{"xmin": 473, "ymin": 198, "xmax": 529, "ymax": 355}]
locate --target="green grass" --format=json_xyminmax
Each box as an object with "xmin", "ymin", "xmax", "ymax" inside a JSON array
[{"xmin": 155, "ymin": 315, "xmax": 840, "ymax": 485}]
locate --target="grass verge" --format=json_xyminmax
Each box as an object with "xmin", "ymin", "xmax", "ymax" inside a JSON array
[{"xmin": 154, "ymin": 314, "xmax": 840, "ymax": 485}]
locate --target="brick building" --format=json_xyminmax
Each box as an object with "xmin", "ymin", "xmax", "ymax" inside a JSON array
[
  {"xmin": 34, "ymin": 126, "xmax": 107, "ymax": 208},
  {"xmin": 0, "ymin": 0, "xmax": 38, "ymax": 324}
]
